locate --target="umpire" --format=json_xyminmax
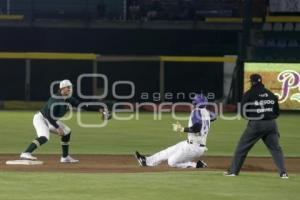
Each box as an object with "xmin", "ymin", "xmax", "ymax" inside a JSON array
[{"xmin": 225, "ymin": 74, "xmax": 288, "ymax": 178}]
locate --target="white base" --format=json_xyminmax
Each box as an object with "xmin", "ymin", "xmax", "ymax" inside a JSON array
[{"xmin": 6, "ymin": 160, "xmax": 43, "ymax": 165}]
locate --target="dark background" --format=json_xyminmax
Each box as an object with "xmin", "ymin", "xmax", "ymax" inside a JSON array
[{"xmin": 0, "ymin": 28, "xmax": 236, "ymax": 101}]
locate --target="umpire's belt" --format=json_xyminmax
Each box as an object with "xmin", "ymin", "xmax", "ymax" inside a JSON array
[{"xmin": 187, "ymin": 140, "xmax": 206, "ymax": 147}]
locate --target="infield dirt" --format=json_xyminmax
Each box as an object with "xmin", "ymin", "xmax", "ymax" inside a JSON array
[{"xmin": 1, "ymin": 155, "xmax": 299, "ymax": 173}]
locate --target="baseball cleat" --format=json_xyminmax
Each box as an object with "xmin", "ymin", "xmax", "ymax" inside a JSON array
[
  {"xmin": 135, "ymin": 151, "xmax": 147, "ymax": 166},
  {"xmin": 196, "ymin": 160, "xmax": 208, "ymax": 168},
  {"xmin": 20, "ymin": 152, "xmax": 37, "ymax": 160},
  {"xmin": 60, "ymin": 155, "xmax": 79, "ymax": 163},
  {"xmin": 223, "ymin": 171, "xmax": 237, "ymax": 176},
  {"xmin": 280, "ymin": 172, "xmax": 289, "ymax": 179}
]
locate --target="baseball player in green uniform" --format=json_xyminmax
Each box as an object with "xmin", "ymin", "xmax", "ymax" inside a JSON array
[{"xmin": 20, "ymin": 79, "xmax": 111, "ymax": 163}]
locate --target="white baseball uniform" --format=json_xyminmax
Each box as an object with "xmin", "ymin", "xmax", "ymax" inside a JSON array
[
  {"xmin": 33, "ymin": 112, "xmax": 71, "ymax": 140},
  {"xmin": 145, "ymin": 107, "xmax": 215, "ymax": 168}
]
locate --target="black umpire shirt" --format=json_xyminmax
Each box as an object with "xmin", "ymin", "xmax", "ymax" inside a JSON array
[{"xmin": 241, "ymin": 83, "xmax": 279, "ymax": 120}]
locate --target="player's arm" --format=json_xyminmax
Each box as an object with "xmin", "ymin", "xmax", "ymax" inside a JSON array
[
  {"xmin": 183, "ymin": 123, "xmax": 201, "ymax": 133},
  {"xmin": 67, "ymin": 97, "xmax": 99, "ymax": 111},
  {"xmin": 172, "ymin": 122, "xmax": 201, "ymax": 133},
  {"xmin": 46, "ymin": 114, "xmax": 59, "ymax": 129},
  {"xmin": 68, "ymin": 97, "xmax": 102, "ymax": 111},
  {"xmin": 241, "ymin": 91, "xmax": 251, "ymax": 119},
  {"xmin": 184, "ymin": 111, "xmax": 216, "ymax": 132},
  {"xmin": 68, "ymin": 97, "xmax": 112, "ymax": 120},
  {"xmin": 173, "ymin": 110, "xmax": 201, "ymax": 133},
  {"xmin": 44, "ymin": 98, "xmax": 60, "ymax": 129},
  {"xmin": 67, "ymin": 97, "xmax": 82, "ymax": 109}
]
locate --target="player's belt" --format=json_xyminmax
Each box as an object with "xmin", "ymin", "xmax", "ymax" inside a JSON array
[{"xmin": 187, "ymin": 140, "xmax": 206, "ymax": 147}]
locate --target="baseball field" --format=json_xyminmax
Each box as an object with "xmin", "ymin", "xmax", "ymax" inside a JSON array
[{"xmin": 0, "ymin": 111, "xmax": 299, "ymax": 200}]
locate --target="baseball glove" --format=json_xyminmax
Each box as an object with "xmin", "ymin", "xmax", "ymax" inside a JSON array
[{"xmin": 100, "ymin": 108, "xmax": 112, "ymax": 120}]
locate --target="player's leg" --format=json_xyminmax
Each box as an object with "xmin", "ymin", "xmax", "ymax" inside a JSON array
[
  {"xmin": 167, "ymin": 144, "xmax": 206, "ymax": 168},
  {"xmin": 20, "ymin": 112, "xmax": 50, "ymax": 160},
  {"xmin": 55, "ymin": 121, "xmax": 71, "ymax": 158},
  {"xmin": 228, "ymin": 122, "xmax": 261, "ymax": 175},
  {"xmin": 51, "ymin": 121, "xmax": 78, "ymax": 163},
  {"xmin": 262, "ymin": 128, "xmax": 287, "ymax": 176},
  {"xmin": 146, "ymin": 141, "xmax": 185, "ymax": 166},
  {"xmin": 49, "ymin": 121, "xmax": 71, "ymax": 158}
]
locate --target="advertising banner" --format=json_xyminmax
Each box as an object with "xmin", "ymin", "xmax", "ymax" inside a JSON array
[{"xmin": 244, "ymin": 63, "xmax": 300, "ymax": 110}]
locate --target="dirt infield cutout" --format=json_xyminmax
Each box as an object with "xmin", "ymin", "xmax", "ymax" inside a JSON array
[{"xmin": 1, "ymin": 154, "xmax": 299, "ymax": 173}]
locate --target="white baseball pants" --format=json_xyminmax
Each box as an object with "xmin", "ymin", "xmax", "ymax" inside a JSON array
[
  {"xmin": 146, "ymin": 140, "xmax": 207, "ymax": 168},
  {"xmin": 33, "ymin": 112, "xmax": 71, "ymax": 140}
]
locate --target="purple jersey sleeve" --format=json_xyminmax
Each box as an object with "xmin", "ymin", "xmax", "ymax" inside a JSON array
[{"xmin": 191, "ymin": 110, "xmax": 202, "ymax": 125}]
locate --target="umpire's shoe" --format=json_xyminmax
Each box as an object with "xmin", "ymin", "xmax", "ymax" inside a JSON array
[
  {"xmin": 223, "ymin": 171, "xmax": 237, "ymax": 176},
  {"xmin": 280, "ymin": 172, "xmax": 289, "ymax": 179},
  {"xmin": 135, "ymin": 151, "xmax": 147, "ymax": 166},
  {"xmin": 196, "ymin": 160, "xmax": 208, "ymax": 168}
]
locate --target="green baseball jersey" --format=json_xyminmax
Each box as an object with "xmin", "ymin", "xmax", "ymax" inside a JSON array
[{"xmin": 40, "ymin": 93, "xmax": 80, "ymax": 128}]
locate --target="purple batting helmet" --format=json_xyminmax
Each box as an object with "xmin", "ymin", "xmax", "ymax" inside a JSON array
[{"xmin": 192, "ymin": 94, "xmax": 208, "ymax": 107}]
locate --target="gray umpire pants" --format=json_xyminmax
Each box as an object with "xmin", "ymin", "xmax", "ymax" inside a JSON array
[{"xmin": 229, "ymin": 119, "xmax": 287, "ymax": 175}]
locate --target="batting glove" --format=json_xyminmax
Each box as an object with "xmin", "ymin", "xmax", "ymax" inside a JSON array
[{"xmin": 172, "ymin": 121, "xmax": 184, "ymax": 132}]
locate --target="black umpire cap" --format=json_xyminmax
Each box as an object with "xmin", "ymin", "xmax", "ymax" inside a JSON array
[{"xmin": 250, "ymin": 73, "xmax": 262, "ymax": 84}]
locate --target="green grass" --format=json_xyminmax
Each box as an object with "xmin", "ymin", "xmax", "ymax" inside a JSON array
[
  {"xmin": 0, "ymin": 171, "xmax": 298, "ymax": 200},
  {"xmin": 0, "ymin": 111, "xmax": 299, "ymax": 200},
  {"xmin": 0, "ymin": 111, "xmax": 299, "ymax": 156}
]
